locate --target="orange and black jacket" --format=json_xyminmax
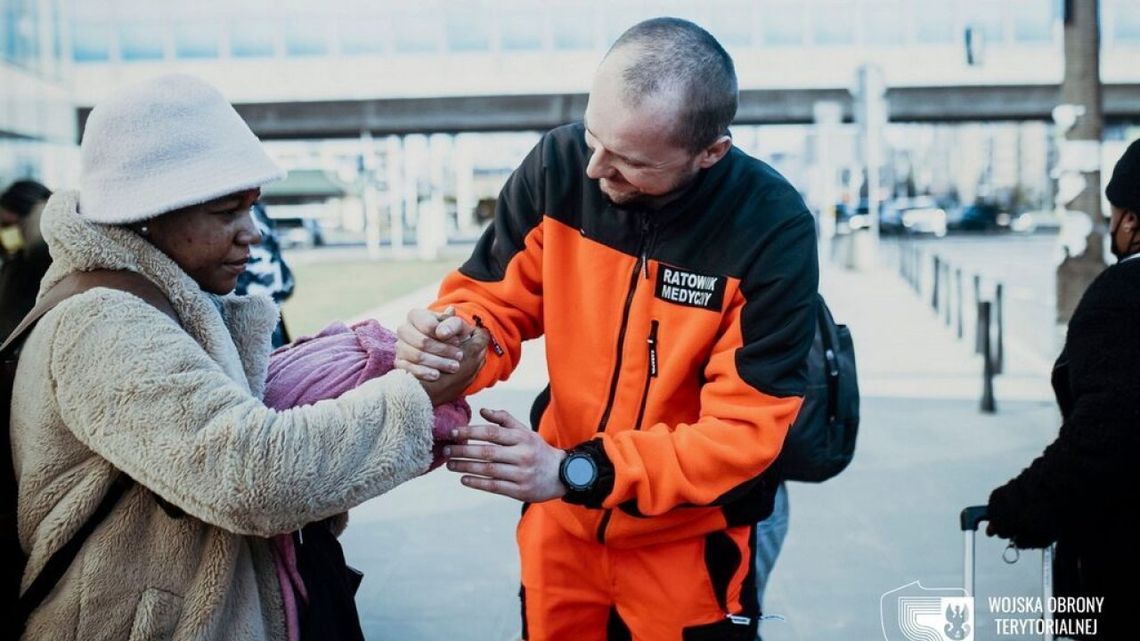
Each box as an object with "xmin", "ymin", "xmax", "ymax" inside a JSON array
[{"xmin": 435, "ymin": 123, "xmax": 819, "ymax": 548}]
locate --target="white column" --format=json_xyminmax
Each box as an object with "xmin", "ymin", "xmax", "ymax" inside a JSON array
[
  {"xmin": 404, "ymin": 135, "xmax": 427, "ymax": 257},
  {"xmin": 385, "ymin": 135, "xmax": 406, "ymax": 259},
  {"xmin": 359, "ymin": 132, "xmax": 382, "ymax": 260},
  {"xmin": 455, "ymin": 134, "xmax": 479, "ymax": 236},
  {"xmin": 813, "ymin": 101, "xmax": 843, "ymax": 253},
  {"xmin": 418, "ymin": 134, "xmax": 450, "ymax": 260}
]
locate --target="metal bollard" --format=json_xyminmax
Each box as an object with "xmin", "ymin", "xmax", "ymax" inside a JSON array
[
  {"xmin": 980, "ymin": 301, "xmax": 996, "ymax": 414},
  {"xmin": 932, "ymin": 255, "xmax": 941, "ymax": 311},
  {"xmin": 943, "ymin": 261, "xmax": 952, "ymax": 327},
  {"xmin": 994, "ymin": 282, "xmax": 1005, "ymax": 375},
  {"xmin": 973, "ymin": 274, "xmax": 983, "ymax": 354},
  {"xmin": 956, "ymin": 268, "xmax": 964, "ymax": 339}
]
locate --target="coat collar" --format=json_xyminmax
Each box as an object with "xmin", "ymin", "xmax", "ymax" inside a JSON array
[{"xmin": 39, "ymin": 190, "xmax": 278, "ymax": 395}]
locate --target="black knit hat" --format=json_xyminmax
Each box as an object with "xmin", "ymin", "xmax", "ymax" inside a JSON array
[
  {"xmin": 1106, "ymin": 138, "xmax": 1140, "ymax": 214},
  {"xmin": 0, "ymin": 180, "xmax": 52, "ymax": 218}
]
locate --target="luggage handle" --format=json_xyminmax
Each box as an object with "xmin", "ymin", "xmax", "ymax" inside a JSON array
[{"xmin": 960, "ymin": 505, "xmax": 1055, "ymax": 641}]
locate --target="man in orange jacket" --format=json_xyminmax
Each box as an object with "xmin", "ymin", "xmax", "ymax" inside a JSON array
[{"xmin": 396, "ymin": 17, "xmax": 818, "ymax": 641}]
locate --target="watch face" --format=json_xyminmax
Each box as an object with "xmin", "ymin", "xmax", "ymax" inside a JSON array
[{"xmin": 564, "ymin": 455, "xmax": 597, "ymax": 489}]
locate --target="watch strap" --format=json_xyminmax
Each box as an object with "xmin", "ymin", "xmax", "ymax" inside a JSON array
[{"xmin": 560, "ymin": 439, "xmax": 615, "ymax": 508}]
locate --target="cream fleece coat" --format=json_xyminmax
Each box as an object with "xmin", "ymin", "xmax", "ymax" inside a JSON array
[{"xmin": 10, "ymin": 191, "xmax": 434, "ymax": 640}]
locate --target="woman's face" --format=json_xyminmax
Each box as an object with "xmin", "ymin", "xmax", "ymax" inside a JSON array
[{"xmin": 144, "ymin": 189, "xmax": 262, "ymax": 295}]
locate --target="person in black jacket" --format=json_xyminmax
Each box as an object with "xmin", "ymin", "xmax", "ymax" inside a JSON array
[
  {"xmin": 0, "ymin": 179, "xmax": 53, "ymax": 339},
  {"xmin": 986, "ymin": 138, "xmax": 1140, "ymax": 640}
]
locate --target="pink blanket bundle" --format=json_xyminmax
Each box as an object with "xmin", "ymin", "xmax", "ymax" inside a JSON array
[{"xmin": 262, "ymin": 319, "xmax": 471, "ymax": 641}]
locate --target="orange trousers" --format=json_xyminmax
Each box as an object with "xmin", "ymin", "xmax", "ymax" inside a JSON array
[{"xmin": 517, "ymin": 502, "xmax": 759, "ymax": 641}]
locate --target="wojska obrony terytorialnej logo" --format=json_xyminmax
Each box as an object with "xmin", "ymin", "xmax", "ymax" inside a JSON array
[
  {"xmin": 881, "ymin": 580, "xmax": 1105, "ymax": 639},
  {"xmin": 881, "ymin": 582, "xmax": 975, "ymax": 641}
]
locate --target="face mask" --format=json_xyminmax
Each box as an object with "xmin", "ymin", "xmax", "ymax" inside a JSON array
[
  {"xmin": 0, "ymin": 225, "xmax": 24, "ymax": 254},
  {"xmin": 1108, "ymin": 215, "xmax": 1140, "ymax": 262}
]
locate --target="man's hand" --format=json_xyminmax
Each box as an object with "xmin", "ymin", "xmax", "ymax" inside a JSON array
[
  {"xmin": 419, "ymin": 327, "xmax": 488, "ymax": 406},
  {"xmin": 395, "ymin": 307, "xmax": 475, "ymax": 381},
  {"xmin": 444, "ymin": 408, "xmax": 567, "ymax": 503},
  {"xmin": 396, "ymin": 307, "xmax": 489, "ymax": 406}
]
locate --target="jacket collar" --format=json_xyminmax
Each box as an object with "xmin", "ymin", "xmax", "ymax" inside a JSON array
[{"xmin": 38, "ymin": 190, "xmax": 278, "ymax": 394}]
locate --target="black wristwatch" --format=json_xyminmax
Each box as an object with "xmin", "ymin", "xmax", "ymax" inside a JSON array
[
  {"xmin": 558, "ymin": 440, "xmax": 615, "ymax": 507},
  {"xmin": 560, "ymin": 450, "xmax": 599, "ymax": 492}
]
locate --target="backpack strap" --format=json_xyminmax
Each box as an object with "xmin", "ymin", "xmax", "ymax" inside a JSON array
[
  {"xmin": 1, "ymin": 269, "xmax": 178, "ymax": 353},
  {"xmin": 5, "ymin": 269, "xmax": 178, "ymax": 633},
  {"xmin": 816, "ymin": 296, "xmax": 840, "ymax": 424}
]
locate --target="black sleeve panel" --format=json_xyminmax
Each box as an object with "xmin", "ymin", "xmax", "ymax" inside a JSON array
[
  {"xmin": 735, "ymin": 207, "xmax": 820, "ymax": 399},
  {"xmin": 458, "ymin": 135, "xmax": 547, "ymax": 283}
]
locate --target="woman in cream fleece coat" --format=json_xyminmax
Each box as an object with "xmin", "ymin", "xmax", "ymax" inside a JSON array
[{"xmin": 9, "ymin": 75, "xmax": 472, "ymax": 640}]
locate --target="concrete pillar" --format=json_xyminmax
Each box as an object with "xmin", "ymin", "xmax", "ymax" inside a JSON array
[
  {"xmin": 1055, "ymin": 0, "xmax": 1105, "ymax": 325},
  {"xmin": 385, "ymin": 135, "xmax": 406, "ymax": 258},
  {"xmin": 358, "ymin": 132, "xmax": 382, "ymax": 260},
  {"xmin": 418, "ymin": 134, "xmax": 450, "ymax": 261},
  {"xmin": 813, "ymin": 101, "xmax": 843, "ymax": 259},
  {"xmin": 854, "ymin": 65, "xmax": 887, "ymax": 263},
  {"xmin": 404, "ymin": 134, "xmax": 429, "ymax": 259},
  {"xmin": 455, "ymin": 134, "xmax": 479, "ymax": 236}
]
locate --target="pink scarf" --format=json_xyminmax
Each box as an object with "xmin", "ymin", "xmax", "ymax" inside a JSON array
[{"xmin": 262, "ymin": 320, "xmax": 471, "ymax": 641}]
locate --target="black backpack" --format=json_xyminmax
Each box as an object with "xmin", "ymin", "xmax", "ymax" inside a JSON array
[
  {"xmin": 2, "ymin": 270, "xmax": 176, "ymax": 640},
  {"xmin": 775, "ymin": 294, "xmax": 860, "ymax": 483}
]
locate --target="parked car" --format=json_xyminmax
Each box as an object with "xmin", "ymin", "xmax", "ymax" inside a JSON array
[
  {"xmin": 948, "ymin": 202, "xmax": 1011, "ymax": 232},
  {"xmin": 881, "ymin": 197, "xmax": 948, "ymax": 237},
  {"xmin": 274, "ymin": 217, "xmax": 324, "ymax": 248},
  {"xmin": 1011, "ymin": 209, "xmax": 1064, "ymax": 234},
  {"xmin": 834, "ymin": 200, "xmax": 871, "ymax": 234}
]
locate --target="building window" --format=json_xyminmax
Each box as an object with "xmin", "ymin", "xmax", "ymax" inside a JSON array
[
  {"xmin": 119, "ymin": 22, "xmax": 165, "ymax": 61},
  {"xmin": 174, "ymin": 23, "xmax": 220, "ymax": 59},
  {"xmin": 339, "ymin": 19, "xmax": 386, "ymax": 55},
  {"xmin": 393, "ymin": 14, "xmax": 440, "ymax": 54},
  {"xmin": 72, "ymin": 20, "xmax": 112, "ymax": 62},
  {"xmin": 501, "ymin": 11, "xmax": 542, "ymax": 51},
  {"xmin": 863, "ymin": 3, "xmax": 906, "ymax": 46},
  {"xmin": 761, "ymin": 5, "xmax": 805, "ymax": 46},
  {"xmin": 812, "ymin": 3, "xmax": 856, "ymax": 46},
  {"xmin": 1114, "ymin": 0, "xmax": 1140, "ymax": 43},
  {"xmin": 446, "ymin": 10, "xmax": 491, "ymax": 52},
  {"xmin": 705, "ymin": 3, "xmax": 753, "ymax": 48},
  {"xmin": 284, "ymin": 20, "xmax": 329, "ymax": 57},
  {"xmin": 1011, "ymin": 0, "xmax": 1055, "ymax": 43},
  {"xmin": 4, "ymin": 0, "xmax": 40, "ymax": 67},
  {"xmin": 915, "ymin": 1, "xmax": 955, "ymax": 44},
  {"xmin": 230, "ymin": 23, "xmax": 276, "ymax": 58},
  {"xmin": 960, "ymin": 0, "xmax": 1005, "ymax": 44},
  {"xmin": 551, "ymin": 9, "xmax": 593, "ymax": 50}
]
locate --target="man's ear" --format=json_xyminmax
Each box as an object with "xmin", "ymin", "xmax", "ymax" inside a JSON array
[
  {"xmin": 696, "ymin": 135, "xmax": 732, "ymax": 169},
  {"xmin": 1125, "ymin": 209, "xmax": 1139, "ymax": 231}
]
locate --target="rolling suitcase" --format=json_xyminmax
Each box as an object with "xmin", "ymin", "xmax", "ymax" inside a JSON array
[{"xmin": 960, "ymin": 505, "xmax": 1055, "ymax": 641}]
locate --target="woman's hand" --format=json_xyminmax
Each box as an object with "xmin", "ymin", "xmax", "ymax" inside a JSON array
[{"xmin": 418, "ymin": 323, "xmax": 488, "ymax": 406}]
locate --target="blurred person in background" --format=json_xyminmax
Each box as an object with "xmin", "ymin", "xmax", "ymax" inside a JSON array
[
  {"xmin": 236, "ymin": 201, "xmax": 296, "ymax": 348},
  {"xmin": 0, "ymin": 180, "xmax": 53, "ymax": 339},
  {"xmin": 985, "ymin": 138, "xmax": 1140, "ymax": 640}
]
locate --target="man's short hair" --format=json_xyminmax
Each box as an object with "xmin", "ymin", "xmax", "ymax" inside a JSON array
[{"xmin": 608, "ymin": 17, "xmax": 738, "ymax": 153}]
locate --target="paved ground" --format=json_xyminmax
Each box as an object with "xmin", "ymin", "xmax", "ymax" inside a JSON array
[
  {"xmin": 885, "ymin": 234, "xmax": 1066, "ymax": 369},
  {"xmin": 338, "ymin": 249, "xmax": 1063, "ymax": 641}
]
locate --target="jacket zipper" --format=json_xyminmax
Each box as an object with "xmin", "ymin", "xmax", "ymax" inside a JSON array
[
  {"xmin": 595, "ymin": 213, "xmax": 651, "ymax": 434},
  {"xmin": 472, "ymin": 314, "xmax": 505, "ymax": 356},
  {"xmin": 632, "ymin": 320, "xmax": 659, "ymax": 431},
  {"xmin": 595, "ymin": 213, "xmax": 652, "ymax": 545}
]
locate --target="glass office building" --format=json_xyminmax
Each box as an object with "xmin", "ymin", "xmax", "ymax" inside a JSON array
[{"xmin": 0, "ymin": 0, "xmax": 75, "ymax": 189}]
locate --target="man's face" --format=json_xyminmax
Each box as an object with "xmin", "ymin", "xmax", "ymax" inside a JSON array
[
  {"xmin": 582, "ymin": 53, "xmax": 703, "ymax": 207},
  {"xmin": 0, "ymin": 208, "xmax": 19, "ymax": 228}
]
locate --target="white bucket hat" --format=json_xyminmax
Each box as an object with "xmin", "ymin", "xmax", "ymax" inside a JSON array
[{"xmin": 79, "ymin": 74, "xmax": 285, "ymax": 224}]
